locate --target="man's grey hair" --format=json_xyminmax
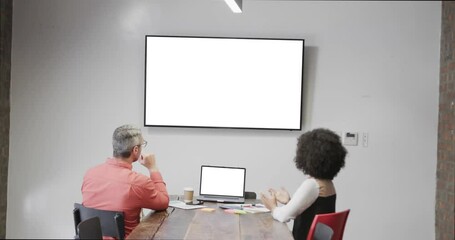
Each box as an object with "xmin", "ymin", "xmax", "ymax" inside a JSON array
[{"xmin": 112, "ymin": 125, "xmax": 142, "ymax": 158}]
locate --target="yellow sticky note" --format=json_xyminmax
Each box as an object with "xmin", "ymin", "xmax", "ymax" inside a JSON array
[
  {"xmin": 234, "ymin": 210, "xmax": 247, "ymax": 215},
  {"xmin": 200, "ymin": 208, "xmax": 216, "ymax": 212}
]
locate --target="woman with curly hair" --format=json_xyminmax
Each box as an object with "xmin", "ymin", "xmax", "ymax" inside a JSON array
[{"xmin": 261, "ymin": 128, "xmax": 347, "ymax": 240}]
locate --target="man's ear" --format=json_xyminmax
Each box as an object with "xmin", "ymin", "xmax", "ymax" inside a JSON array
[{"xmin": 132, "ymin": 145, "xmax": 139, "ymax": 154}]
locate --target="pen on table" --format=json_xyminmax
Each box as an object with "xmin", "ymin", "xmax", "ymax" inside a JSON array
[{"xmin": 240, "ymin": 204, "xmax": 255, "ymax": 208}]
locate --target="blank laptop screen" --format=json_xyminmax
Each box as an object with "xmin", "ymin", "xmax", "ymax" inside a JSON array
[{"xmin": 199, "ymin": 166, "xmax": 246, "ymax": 197}]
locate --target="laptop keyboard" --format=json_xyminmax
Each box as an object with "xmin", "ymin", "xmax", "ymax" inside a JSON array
[{"xmin": 205, "ymin": 196, "xmax": 239, "ymax": 200}]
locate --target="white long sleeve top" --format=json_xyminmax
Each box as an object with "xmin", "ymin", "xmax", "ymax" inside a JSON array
[{"xmin": 271, "ymin": 178, "xmax": 320, "ymax": 223}]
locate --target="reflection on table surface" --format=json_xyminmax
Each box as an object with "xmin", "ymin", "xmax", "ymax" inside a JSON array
[{"xmin": 127, "ymin": 196, "xmax": 293, "ymax": 240}]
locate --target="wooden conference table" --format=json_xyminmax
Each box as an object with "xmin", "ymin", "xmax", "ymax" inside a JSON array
[{"xmin": 127, "ymin": 196, "xmax": 293, "ymax": 240}]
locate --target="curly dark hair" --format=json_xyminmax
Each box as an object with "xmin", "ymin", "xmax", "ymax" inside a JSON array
[{"xmin": 294, "ymin": 128, "xmax": 347, "ymax": 180}]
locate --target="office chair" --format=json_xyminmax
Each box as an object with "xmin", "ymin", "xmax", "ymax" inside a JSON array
[
  {"xmin": 311, "ymin": 222, "xmax": 333, "ymax": 240},
  {"xmin": 73, "ymin": 203, "xmax": 125, "ymax": 240},
  {"xmin": 77, "ymin": 217, "xmax": 102, "ymax": 240},
  {"xmin": 245, "ymin": 191, "xmax": 257, "ymax": 199},
  {"xmin": 306, "ymin": 209, "xmax": 350, "ymax": 240}
]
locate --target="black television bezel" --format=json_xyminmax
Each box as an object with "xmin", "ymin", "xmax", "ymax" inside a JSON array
[{"xmin": 144, "ymin": 35, "xmax": 304, "ymax": 131}]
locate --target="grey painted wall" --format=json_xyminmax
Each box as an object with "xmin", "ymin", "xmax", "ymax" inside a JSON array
[{"xmin": 7, "ymin": 1, "xmax": 441, "ymax": 239}]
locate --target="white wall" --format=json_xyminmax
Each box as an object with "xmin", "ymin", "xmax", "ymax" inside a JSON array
[{"xmin": 7, "ymin": 0, "xmax": 441, "ymax": 239}]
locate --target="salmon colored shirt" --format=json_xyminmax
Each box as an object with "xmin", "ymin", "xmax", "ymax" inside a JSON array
[{"xmin": 81, "ymin": 158, "xmax": 169, "ymax": 237}]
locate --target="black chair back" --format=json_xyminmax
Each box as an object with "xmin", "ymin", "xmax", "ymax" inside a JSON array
[
  {"xmin": 77, "ymin": 217, "xmax": 103, "ymax": 240},
  {"xmin": 73, "ymin": 203, "xmax": 125, "ymax": 240}
]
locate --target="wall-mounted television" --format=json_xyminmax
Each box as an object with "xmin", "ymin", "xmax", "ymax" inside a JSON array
[{"xmin": 144, "ymin": 35, "xmax": 304, "ymax": 130}]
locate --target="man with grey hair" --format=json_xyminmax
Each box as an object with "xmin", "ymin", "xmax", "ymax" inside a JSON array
[{"xmin": 81, "ymin": 124, "xmax": 169, "ymax": 237}]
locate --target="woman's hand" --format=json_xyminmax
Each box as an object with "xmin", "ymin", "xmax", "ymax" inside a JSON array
[
  {"xmin": 269, "ymin": 187, "xmax": 290, "ymax": 204},
  {"xmin": 260, "ymin": 192, "xmax": 277, "ymax": 211}
]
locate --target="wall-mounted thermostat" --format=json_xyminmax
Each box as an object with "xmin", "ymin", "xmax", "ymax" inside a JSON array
[{"xmin": 343, "ymin": 132, "xmax": 358, "ymax": 146}]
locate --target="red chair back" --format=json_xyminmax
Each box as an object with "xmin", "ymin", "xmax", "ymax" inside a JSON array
[{"xmin": 306, "ymin": 209, "xmax": 350, "ymax": 240}]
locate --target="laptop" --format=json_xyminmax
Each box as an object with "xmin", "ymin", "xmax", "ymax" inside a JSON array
[{"xmin": 196, "ymin": 165, "xmax": 246, "ymax": 203}]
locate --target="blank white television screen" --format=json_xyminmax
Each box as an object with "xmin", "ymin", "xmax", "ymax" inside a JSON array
[
  {"xmin": 199, "ymin": 166, "xmax": 246, "ymax": 197},
  {"xmin": 144, "ymin": 35, "xmax": 304, "ymax": 130}
]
